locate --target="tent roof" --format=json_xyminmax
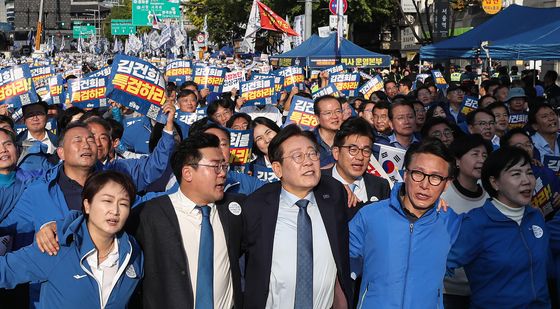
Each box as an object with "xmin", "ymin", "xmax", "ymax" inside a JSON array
[
  {"xmin": 271, "ymin": 33, "xmax": 391, "ymax": 68},
  {"xmin": 420, "ymin": 5, "xmax": 560, "ymax": 60}
]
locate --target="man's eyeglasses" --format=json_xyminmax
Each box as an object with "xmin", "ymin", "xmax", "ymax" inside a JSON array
[
  {"xmin": 430, "ymin": 129, "xmax": 453, "ymax": 138},
  {"xmin": 408, "ymin": 169, "xmax": 449, "ymax": 186},
  {"xmin": 282, "ymin": 150, "xmax": 320, "ymax": 164},
  {"xmin": 339, "ymin": 145, "xmax": 372, "ymax": 157},
  {"xmin": 189, "ymin": 162, "xmax": 229, "ymax": 174}
]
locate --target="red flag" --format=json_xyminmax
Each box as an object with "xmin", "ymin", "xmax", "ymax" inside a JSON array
[{"xmin": 256, "ymin": 1, "xmax": 299, "ymax": 36}]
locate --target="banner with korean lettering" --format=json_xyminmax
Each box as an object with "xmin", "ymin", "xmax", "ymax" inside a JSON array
[
  {"xmin": 275, "ymin": 67, "xmax": 304, "ymax": 92},
  {"xmin": 0, "ymin": 64, "xmax": 39, "ymax": 108},
  {"xmin": 44, "ymin": 75, "xmax": 66, "ymax": 105},
  {"xmin": 240, "ymin": 78, "xmax": 275, "ymax": 106},
  {"xmin": 283, "ymin": 95, "xmax": 318, "ymax": 131},
  {"xmin": 544, "ymin": 155, "xmax": 560, "ymax": 177},
  {"xmin": 531, "ymin": 170, "xmax": 558, "ymax": 218},
  {"xmin": 222, "ymin": 70, "xmax": 246, "ymax": 93},
  {"xmin": 175, "ymin": 107, "xmax": 206, "ymax": 126},
  {"xmin": 193, "ymin": 66, "xmax": 226, "ymax": 93},
  {"xmin": 85, "ymin": 66, "xmax": 112, "ymax": 78},
  {"xmin": 358, "ymin": 75, "xmax": 384, "ymax": 100},
  {"xmin": 228, "ymin": 129, "xmax": 253, "ymax": 173},
  {"xmin": 375, "ymin": 143, "xmax": 405, "ymax": 184},
  {"xmin": 165, "ymin": 60, "xmax": 193, "ymax": 85},
  {"xmin": 322, "ymin": 64, "xmax": 346, "ymax": 75},
  {"xmin": 366, "ymin": 154, "xmax": 393, "ymax": 189},
  {"xmin": 106, "ymin": 54, "xmax": 168, "ymax": 124},
  {"xmin": 30, "ymin": 65, "xmax": 56, "ymax": 89},
  {"xmin": 460, "ymin": 96, "xmax": 478, "ymax": 115},
  {"xmin": 68, "ymin": 76, "xmax": 108, "ymax": 109},
  {"xmin": 311, "ymin": 83, "xmax": 339, "ymax": 100},
  {"xmin": 254, "ymin": 73, "xmax": 284, "ymax": 102},
  {"xmin": 432, "ymin": 70, "xmax": 448, "ymax": 91},
  {"xmin": 329, "ymin": 73, "xmax": 360, "ymax": 97}
]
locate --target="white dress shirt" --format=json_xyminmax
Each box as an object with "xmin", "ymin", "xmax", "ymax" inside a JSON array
[
  {"xmin": 331, "ymin": 164, "xmax": 368, "ymax": 202},
  {"xmin": 86, "ymin": 239, "xmax": 120, "ymax": 308},
  {"xmin": 25, "ymin": 131, "xmax": 56, "ymax": 154},
  {"xmin": 240, "ymin": 105, "xmax": 283, "ymax": 127},
  {"xmin": 266, "ymin": 188, "xmax": 337, "ymax": 309},
  {"xmin": 169, "ymin": 189, "xmax": 234, "ymax": 309}
]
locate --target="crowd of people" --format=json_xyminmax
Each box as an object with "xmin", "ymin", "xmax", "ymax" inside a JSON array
[{"xmin": 0, "ymin": 54, "xmax": 559, "ymax": 309}]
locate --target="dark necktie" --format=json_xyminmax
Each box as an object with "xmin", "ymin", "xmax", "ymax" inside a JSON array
[
  {"xmin": 294, "ymin": 199, "xmax": 313, "ymax": 309},
  {"xmin": 195, "ymin": 205, "xmax": 213, "ymax": 309}
]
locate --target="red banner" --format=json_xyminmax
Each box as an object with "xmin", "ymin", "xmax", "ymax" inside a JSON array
[{"xmin": 257, "ymin": 1, "xmax": 299, "ymax": 36}]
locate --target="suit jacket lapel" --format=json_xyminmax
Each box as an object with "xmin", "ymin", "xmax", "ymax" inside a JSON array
[
  {"xmin": 262, "ymin": 186, "xmax": 281, "ymax": 280},
  {"xmin": 313, "ymin": 183, "xmax": 340, "ymax": 264},
  {"xmin": 216, "ymin": 200, "xmax": 231, "ymax": 247}
]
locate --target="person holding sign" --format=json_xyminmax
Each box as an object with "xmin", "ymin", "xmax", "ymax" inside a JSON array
[
  {"xmin": 313, "ymin": 95, "xmax": 343, "ymax": 168},
  {"xmin": 177, "ymin": 90, "xmax": 198, "ymax": 113}
]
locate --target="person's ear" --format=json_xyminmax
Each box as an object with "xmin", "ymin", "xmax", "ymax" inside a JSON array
[
  {"xmin": 271, "ymin": 161, "xmax": 283, "ymax": 179},
  {"xmin": 83, "ymin": 199, "xmax": 91, "ymax": 214},
  {"xmin": 489, "ymin": 176, "xmax": 499, "ymax": 192},
  {"xmin": 182, "ymin": 165, "xmax": 193, "ymax": 183},
  {"xmin": 332, "ymin": 146, "xmax": 340, "ymax": 161},
  {"xmin": 57, "ymin": 147, "xmax": 64, "ymax": 161}
]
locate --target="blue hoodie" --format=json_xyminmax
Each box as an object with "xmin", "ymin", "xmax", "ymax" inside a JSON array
[
  {"xmin": 447, "ymin": 199, "xmax": 550, "ymax": 308},
  {"xmin": 0, "ymin": 211, "xmax": 143, "ymax": 309},
  {"xmin": 349, "ymin": 182, "xmax": 461, "ymax": 308}
]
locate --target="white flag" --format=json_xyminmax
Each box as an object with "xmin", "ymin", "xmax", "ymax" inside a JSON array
[{"xmin": 241, "ymin": 0, "xmax": 260, "ymax": 53}]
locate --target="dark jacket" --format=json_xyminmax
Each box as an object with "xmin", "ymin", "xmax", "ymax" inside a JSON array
[
  {"xmin": 242, "ymin": 176, "xmax": 353, "ymax": 308},
  {"xmin": 126, "ymin": 193, "xmax": 245, "ymax": 309}
]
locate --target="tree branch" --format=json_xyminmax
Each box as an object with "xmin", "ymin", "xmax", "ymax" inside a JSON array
[{"xmin": 391, "ymin": 0, "xmax": 424, "ymax": 44}]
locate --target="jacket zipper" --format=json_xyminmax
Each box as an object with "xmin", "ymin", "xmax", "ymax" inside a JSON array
[
  {"xmin": 401, "ymin": 223, "xmax": 414, "ymax": 306},
  {"xmin": 80, "ymin": 248, "xmax": 104, "ymax": 308},
  {"xmin": 519, "ymin": 226, "xmax": 537, "ymax": 301},
  {"xmin": 358, "ymin": 284, "xmax": 368, "ymax": 309}
]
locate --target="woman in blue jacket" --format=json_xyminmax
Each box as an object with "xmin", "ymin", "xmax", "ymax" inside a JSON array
[
  {"xmin": 447, "ymin": 147, "xmax": 550, "ymax": 308},
  {"xmin": 0, "ymin": 170, "xmax": 143, "ymax": 309}
]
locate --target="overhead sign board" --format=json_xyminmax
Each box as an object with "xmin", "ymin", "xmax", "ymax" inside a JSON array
[
  {"xmin": 111, "ymin": 19, "xmax": 136, "ymax": 35},
  {"xmin": 132, "ymin": 0, "xmax": 180, "ymax": 26},
  {"xmin": 72, "ymin": 23, "xmax": 96, "ymax": 39}
]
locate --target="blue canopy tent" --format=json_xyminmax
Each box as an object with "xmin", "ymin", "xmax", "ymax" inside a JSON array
[
  {"xmin": 271, "ymin": 33, "xmax": 391, "ymax": 68},
  {"xmin": 269, "ymin": 34, "xmax": 330, "ymax": 66},
  {"xmin": 211, "ymin": 45, "xmax": 234, "ymax": 58},
  {"xmin": 420, "ymin": 5, "xmax": 560, "ymax": 60}
]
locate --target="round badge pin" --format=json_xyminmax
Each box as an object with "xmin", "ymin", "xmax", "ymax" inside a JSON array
[
  {"xmin": 126, "ymin": 265, "xmax": 137, "ymax": 278},
  {"xmin": 532, "ymin": 225, "xmax": 544, "ymax": 239},
  {"xmin": 228, "ymin": 202, "xmax": 242, "ymax": 216}
]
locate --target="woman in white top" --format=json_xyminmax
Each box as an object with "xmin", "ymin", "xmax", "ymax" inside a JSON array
[{"xmin": 441, "ymin": 134, "xmax": 492, "ymax": 309}]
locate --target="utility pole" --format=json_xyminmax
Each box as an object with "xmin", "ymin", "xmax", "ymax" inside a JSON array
[
  {"xmin": 35, "ymin": 0, "xmax": 45, "ymax": 51},
  {"xmin": 304, "ymin": 0, "xmax": 312, "ymax": 39}
]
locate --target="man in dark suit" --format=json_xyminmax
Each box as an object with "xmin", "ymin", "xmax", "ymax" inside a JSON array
[
  {"xmin": 242, "ymin": 124, "xmax": 352, "ymax": 309},
  {"xmin": 127, "ymin": 133, "xmax": 244, "ymax": 309},
  {"xmin": 324, "ymin": 117, "xmax": 391, "ymax": 220}
]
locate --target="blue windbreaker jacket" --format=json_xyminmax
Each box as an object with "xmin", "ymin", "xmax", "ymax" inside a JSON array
[
  {"xmin": 0, "ymin": 211, "xmax": 143, "ymax": 309},
  {"xmin": 447, "ymin": 199, "xmax": 550, "ymax": 308},
  {"xmin": 349, "ymin": 182, "xmax": 461, "ymax": 308}
]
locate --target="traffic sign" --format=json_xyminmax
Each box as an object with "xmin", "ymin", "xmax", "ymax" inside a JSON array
[
  {"xmin": 196, "ymin": 33, "xmax": 205, "ymax": 44},
  {"xmin": 111, "ymin": 19, "xmax": 137, "ymax": 36},
  {"xmin": 132, "ymin": 0, "xmax": 180, "ymax": 26},
  {"xmin": 329, "ymin": 0, "xmax": 348, "ymax": 15},
  {"xmin": 72, "ymin": 23, "xmax": 96, "ymax": 39}
]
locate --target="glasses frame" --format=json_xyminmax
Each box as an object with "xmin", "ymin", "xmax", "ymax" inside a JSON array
[
  {"xmin": 281, "ymin": 150, "xmax": 320, "ymax": 164},
  {"xmin": 339, "ymin": 145, "xmax": 372, "ymax": 157},
  {"xmin": 408, "ymin": 169, "xmax": 449, "ymax": 186},
  {"xmin": 189, "ymin": 162, "xmax": 229, "ymax": 174}
]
